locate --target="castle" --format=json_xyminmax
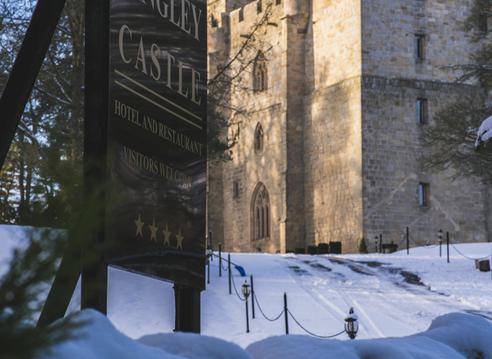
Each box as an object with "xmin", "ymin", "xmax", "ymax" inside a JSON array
[{"xmin": 207, "ymin": 0, "xmax": 492, "ymax": 253}]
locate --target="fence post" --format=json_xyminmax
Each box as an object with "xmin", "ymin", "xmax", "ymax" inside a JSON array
[
  {"xmin": 209, "ymin": 231, "xmax": 213, "ymax": 261},
  {"xmin": 406, "ymin": 227, "xmax": 409, "ymax": 255},
  {"xmin": 228, "ymin": 253, "xmax": 232, "ymax": 295},
  {"xmin": 379, "ymin": 234, "xmax": 383, "ymax": 254},
  {"xmin": 446, "ymin": 232, "xmax": 450, "ymax": 263},
  {"xmin": 250, "ymin": 275, "xmax": 255, "ymax": 319},
  {"xmin": 284, "ymin": 293, "xmax": 289, "ymax": 335},
  {"xmin": 245, "ymin": 295, "xmax": 250, "ymax": 333},
  {"xmin": 219, "ymin": 244, "xmax": 222, "ymax": 277}
]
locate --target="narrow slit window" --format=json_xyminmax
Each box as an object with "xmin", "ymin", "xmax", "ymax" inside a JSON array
[
  {"xmin": 415, "ymin": 34, "xmax": 426, "ymax": 61},
  {"xmin": 416, "ymin": 98, "xmax": 428, "ymax": 125},
  {"xmin": 233, "ymin": 181, "xmax": 240, "ymax": 199},
  {"xmin": 418, "ymin": 183, "xmax": 429, "ymax": 207}
]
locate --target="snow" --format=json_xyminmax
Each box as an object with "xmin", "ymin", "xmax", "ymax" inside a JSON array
[
  {"xmin": 247, "ymin": 312, "xmax": 492, "ymax": 359},
  {"xmin": 1, "ymin": 224, "xmax": 492, "ymax": 358},
  {"xmin": 39, "ymin": 309, "xmax": 249, "ymax": 359},
  {"xmin": 475, "ymin": 115, "xmax": 492, "ymax": 148},
  {"xmin": 39, "ymin": 310, "xmax": 492, "ymax": 359}
]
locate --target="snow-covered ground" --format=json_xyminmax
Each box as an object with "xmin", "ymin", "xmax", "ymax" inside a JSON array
[
  {"xmin": 104, "ymin": 243, "xmax": 492, "ymax": 347},
  {"xmin": 1, "ymin": 224, "xmax": 492, "ymax": 358}
]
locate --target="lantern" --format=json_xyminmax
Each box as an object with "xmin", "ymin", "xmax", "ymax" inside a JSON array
[
  {"xmin": 242, "ymin": 281, "xmax": 251, "ymax": 300},
  {"xmin": 344, "ymin": 307, "xmax": 359, "ymax": 340}
]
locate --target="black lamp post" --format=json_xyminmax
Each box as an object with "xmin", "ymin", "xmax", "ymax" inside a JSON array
[
  {"xmin": 344, "ymin": 307, "xmax": 359, "ymax": 340},
  {"xmin": 242, "ymin": 281, "xmax": 251, "ymax": 333},
  {"xmin": 438, "ymin": 229, "xmax": 443, "ymax": 257},
  {"xmin": 374, "ymin": 235, "xmax": 379, "ymax": 253}
]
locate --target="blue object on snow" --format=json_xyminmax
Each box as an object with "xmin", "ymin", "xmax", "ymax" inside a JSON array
[{"xmin": 234, "ymin": 265, "xmax": 246, "ymax": 277}]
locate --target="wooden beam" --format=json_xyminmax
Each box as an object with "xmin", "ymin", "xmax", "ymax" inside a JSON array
[
  {"xmin": 0, "ymin": 0, "xmax": 67, "ymax": 169},
  {"xmin": 81, "ymin": 0, "xmax": 110, "ymax": 314}
]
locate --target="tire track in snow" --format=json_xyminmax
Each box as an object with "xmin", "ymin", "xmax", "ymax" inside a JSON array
[
  {"xmin": 283, "ymin": 258, "xmax": 351, "ymax": 323},
  {"xmin": 309, "ymin": 256, "xmax": 459, "ymax": 336},
  {"xmin": 320, "ymin": 256, "xmax": 482, "ymax": 330},
  {"xmin": 284, "ymin": 257, "xmax": 386, "ymax": 338}
]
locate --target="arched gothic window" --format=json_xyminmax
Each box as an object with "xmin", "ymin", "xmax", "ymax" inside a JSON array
[
  {"xmin": 254, "ymin": 123, "xmax": 264, "ymax": 153},
  {"xmin": 252, "ymin": 183, "xmax": 270, "ymax": 240},
  {"xmin": 253, "ymin": 52, "xmax": 268, "ymax": 92}
]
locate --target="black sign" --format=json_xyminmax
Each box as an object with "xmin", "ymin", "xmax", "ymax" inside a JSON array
[{"xmin": 106, "ymin": 0, "xmax": 207, "ymax": 289}]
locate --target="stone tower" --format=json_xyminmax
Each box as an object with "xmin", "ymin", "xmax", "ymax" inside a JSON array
[{"xmin": 208, "ymin": 0, "xmax": 492, "ymax": 253}]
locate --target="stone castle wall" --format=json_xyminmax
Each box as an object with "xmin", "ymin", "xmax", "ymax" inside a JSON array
[
  {"xmin": 303, "ymin": 0, "xmax": 363, "ymax": 253},
  {"xmin": 208, "ymin": 0, "xmax": 290, "ymax": 252},
  {"xmin": 361, "ymin": 77, "xmax": 489, "ymax": 246},
  {"xmin": 361, "ymin": 0, "xmax": 491, "ymax": 246},
  {"xmin": 208, "ymin": 0, "xmax": 491, "ymax": 253}
]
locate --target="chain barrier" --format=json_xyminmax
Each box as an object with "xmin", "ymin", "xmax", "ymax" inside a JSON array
[
  {"xmin": 212, "ymin": 253, "xmax": 230, "ymax": 272},
  {"xmin": 287, "ymin": 309, "xmax": 345, "ymax": 339},
  {"xmin": 450, "ymin": 242, "xmax": 492, "ymax": 261},
  {"xmin": 399, "ymin": 231, "xmax": 491, "ymax": 261},
  {"xmin": 214, "ymin": 253, "xmax": 351, "ymax": 339},
  {"xmin": 230, "ymin": 273, "xmax": 247, "ymax": 302},
  {"xmin": 406, "ymin": 233, "xmax": 439, "ymax": 249},
  {"xmin": 253, "ymin": 293, "xmax": 285, "ymax": 322}
]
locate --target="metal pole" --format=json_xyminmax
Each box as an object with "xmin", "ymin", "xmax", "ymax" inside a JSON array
[
  {"xmin": 406, "ymin": 227, "xmax": 409, "ymax": 255},
  {"xmin": 284, "ymin": 293, "xmax": 289, "ymax": 335},
  {"xmin": 245, "ymin": 298, "xmax": 250, "ymax": 333},
  {"xmin": 379, "ymin": 234, "xmax": 383, "ymax": 254},
  {"xmin": 207, "ymin": 258, "xmax": 210, "ymax": 285},
  {"xmin": 219, "ymin": 244, "xmax": 222, "ymax": 277},
  {"xmin": 0, "ymin": 0, "xmax": 67, "ymax": 170},
  {"xmin": 446, "ymin": 232, "xmax": 450, "ymax": 263},
  {"xmin": 209, "ymin": 231, "xmax": 213, "ymax": 261},
  {"xmin": 250, "ymin": 275, "xmax": 255, "ymax": 319},
  {"xmin": 439, "ymin": 240, "xmax": 442, "ymax": 257},
  {"xmin": 375, "ymin": 240, "xmax": 378, "ymax": 253},
  {"xmin": 228, "ymin": 253, "xmax": 232, "ymax": 295}
]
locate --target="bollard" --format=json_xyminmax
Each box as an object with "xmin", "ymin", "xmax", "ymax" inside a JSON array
[
  {"xmin": 446, "ymin": 232, "xmax": 450, "ymax": 263},
  {"xmin": 219, "ymin": 244, "xmax": 222, "ymax": 277},
  {"xmin": 250, "ymin": 275, "xmax": 255, "ymax": 319},
  {"xmin": 228, "ymin": 253, "xmax": 232, "ymax": 295},
  {"xmin": 209, "ymin": 231, "xmax": 213, "ymax": 261},
  {"xmin": 245, "ymin": 296, "xmax": 250, "ymax": 333},
  {"xmin": 406, "ymin": 227, "xmax": 409, "ymax": 255},
  {"xmin": 284, "ymin": 293, "xmax": 289, "ymax": 335}
]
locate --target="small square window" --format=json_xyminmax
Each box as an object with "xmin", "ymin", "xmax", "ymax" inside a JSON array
[
  {"xmin": 418, "ymin": 183, "xmax": 429, "ymax": 207},
  {"xmin": 275, "ymin": 0, "xmax": 281, "ymax": 5},
  {"xmin": 415, "ymin": 34, "xmax": 426, "ymax": 61},
  {"xmin": 416, "ymin": 98, "xmax": 428, "ymax": 125}
]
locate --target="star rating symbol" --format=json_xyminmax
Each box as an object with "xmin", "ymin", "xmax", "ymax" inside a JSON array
[
  {"xmin": 176, "ymin": 229, "xmax": 184, "ymax": 250},
  {"xmin": 135, "ymin": 214, "xmax": 144, "ymax": 238},
  {"xmin": 163, "ymin": 223, "xmax": 172, "ymax": 246},
  {"xmin": 149, "ymin": 217, "xmax": 158, "ymax": 242}
]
